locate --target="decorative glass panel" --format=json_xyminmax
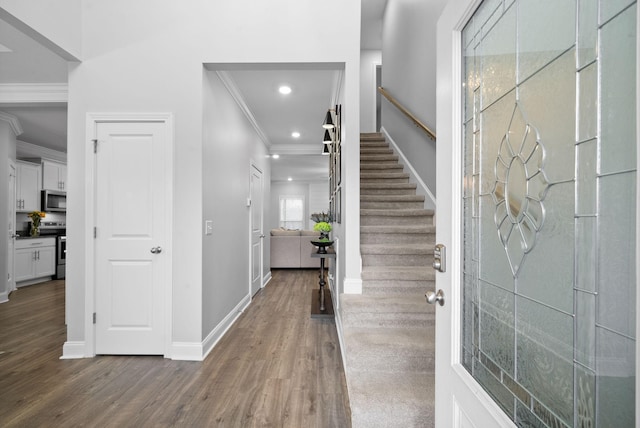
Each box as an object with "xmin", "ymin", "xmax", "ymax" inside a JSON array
[{"xmin": 461, "ymin": 0, "xmax": 636, "ymax": 426}]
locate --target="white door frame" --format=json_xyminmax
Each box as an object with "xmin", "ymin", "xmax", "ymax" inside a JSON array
[
  {"xmin": 6, "ymin": 159, "xmax": 17, "ymax": 299},
  {"xmin": 435, "ymin": 0, "xmax": 516, "ymax": 426},
  {"xmin": 84, "ymin": 113, "xmax": 174, "ymax": 358}
]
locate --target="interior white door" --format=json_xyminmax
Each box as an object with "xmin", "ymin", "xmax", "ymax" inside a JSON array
[
  {"xmin": 250, "ymin": 164, "xmax": 264, "ymax": 296},
  {"xmin": 7, "ymin": 161, "xmax": 16, "ymax": 295},
  {"xmin": 95, "ymin": 121, "xmax": 168, "ymax": 355}
]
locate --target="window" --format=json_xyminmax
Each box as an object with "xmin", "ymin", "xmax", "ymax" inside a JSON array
[{"xmin": 279, "ymin": 196, "xmax": 304, "ymax": 229}]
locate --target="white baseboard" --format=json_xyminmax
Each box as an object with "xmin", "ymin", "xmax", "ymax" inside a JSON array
[
  {"xmin": 170, "ymin": 342, "xmax": 204, "ymax": 361},
  {"xmin": 200, "ymin": 293, "xmax": 251, "ymax": 360},
  {"xmin": 60, "ymin": 341, "xmax": 87, "ymax": 359},
  {"xmin": 381, "ymin": 126, "xmax": 436, "ymax": 210},
  {"xmin": 0, "ymin": 291, "xmax": 8, "ymax": 304},
  {"xmin": 263, "ymin": 271, "xmax": 272, "ymax": 287},
  {"xmin": 343, "ymin": 277, "xmax": 362, "ymax": 294}
]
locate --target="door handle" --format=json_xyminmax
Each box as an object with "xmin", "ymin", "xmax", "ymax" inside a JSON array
[
  {"xmin": 260, "ymin": 234, "xmax": 265, "ymax": 238},
  {"xmin": 150, "ymin": 246, "xmax": 163, "ymax": 254},
  {"xmin": 425, "ymin": 289, "xmax": 445, "ymax": 306}
]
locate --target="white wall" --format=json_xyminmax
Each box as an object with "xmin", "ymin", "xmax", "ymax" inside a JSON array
[
  {"xmin": 381, "ymin": 0, "xmax": 447, "ymax": 195},
  {"xmin": 202, "ymin": 71, "xmax": 270, "ymax": 338},
  {"xmin": 360, "ymin": 50, "xmax": 382, "ymax": 133},
  {"xmin": 50, "ymin": 0, "xmax": 361, "ymax": 356}
]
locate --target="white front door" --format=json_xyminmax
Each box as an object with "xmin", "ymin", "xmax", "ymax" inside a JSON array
[
  {"xmin": 435, "ymin": 3, "xmax": 513, "ymax": 424},
  {"xmin": 7, "ymin": 160, "xmax": 16, "ymax": 296},
  {"xmin": 250, "ymin": 164, "xmax": 264, "ymax": 296},
  {"xmin": 436, "ymin": 0, "xmax": 638, "ymax": 427},
  {"xmin": 94, "ymin": 121, "xmax": 169, "ymax": 355}
]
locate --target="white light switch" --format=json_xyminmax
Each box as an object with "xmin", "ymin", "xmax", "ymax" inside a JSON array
[{"xmin": 205, "ymin": 220, "xmax": 213, "ymax": 235}]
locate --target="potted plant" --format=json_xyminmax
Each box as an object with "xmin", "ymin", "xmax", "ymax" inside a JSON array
[
  {"xmin": 28, "ymin": 211, "xmax": 46, "ymax": 237},
  {"xmin": 313, "ymin": 221, "xmax": 332, "ymax": 241},
  {"xmin": 311, "ymin": 220, "xmax": 333, "ymax": 254}
]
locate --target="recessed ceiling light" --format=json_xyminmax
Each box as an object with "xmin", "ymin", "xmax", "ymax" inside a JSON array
[
  {"xmin": 291, "ymin": 132, "xmax": 300, "ymax": 138},
  {"xmin": 279, "ymin": 86, "xmax": 292, "ymax": 95},
  {"xmin": 288, "ymin": 177, "xmax": 293, "ymax": 181},
  {"xmin": 272, "ymin": 154, "xmax": 280, "ymax": 159}
]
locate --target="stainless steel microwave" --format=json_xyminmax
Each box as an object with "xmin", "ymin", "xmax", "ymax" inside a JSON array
[{"xmin": 42, "ymin": 190, "xmax": 67, "ymax": 212}]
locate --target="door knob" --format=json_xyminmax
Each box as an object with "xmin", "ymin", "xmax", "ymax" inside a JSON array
[
  {"xmin": 150, "ymin": 246, "xmax": 162, "ymax": 254},
  {"xmin": 425, "ymin": 289, "xmax": 445, "ymax": 306}
]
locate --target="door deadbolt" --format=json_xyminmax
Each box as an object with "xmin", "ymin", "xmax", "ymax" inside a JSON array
[{"xmin": 433, "ymin": 243, "xmax": 446, "ymax": 273}]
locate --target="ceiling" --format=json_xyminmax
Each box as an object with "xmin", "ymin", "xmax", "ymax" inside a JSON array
[{"xmin": 0, "ymin": 0, "xmax": 386, "ymax": 182}]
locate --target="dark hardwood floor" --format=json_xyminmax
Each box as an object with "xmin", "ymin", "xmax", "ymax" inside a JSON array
[{"xmin": 0, "ymin": 270, "xmax": 351, "ymax": 427}]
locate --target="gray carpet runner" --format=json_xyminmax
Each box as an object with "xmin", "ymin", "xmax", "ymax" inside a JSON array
[{"xmin": 340, "ymin": 133, "xmax": 436, "ymax": 428}]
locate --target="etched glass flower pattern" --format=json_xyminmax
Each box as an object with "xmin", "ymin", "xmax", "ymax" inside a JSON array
[{"xmin": 491, "ymin": 104, "xmax": 550, "ymax": 276}]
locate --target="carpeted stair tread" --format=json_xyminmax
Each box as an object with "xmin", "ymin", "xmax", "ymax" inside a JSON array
[
  {"xmin": 361, "ymin": 182, "xmax": 417, "ymax": 190},
  {"xmin": 341, "ymin": 294, "xmax": 432, "ymax": 314},
  {"xmin": 361, "ymin": 154, "xmax": 399, "ymax": 162},
  {"xmin": 347, "ymin": 371, "xmax": 435, "ymax": 428},
  {"xmin": 344, "ymin": 327, "xmax": 435, "ymax": 373},
  {"xmin": 361, "ymin": 224, "xmax": 434, "ymax": 234},
  {"xmin": 360, "ymin": 163, "xmax": 403, "ymax": 171},
  {"xmin": 360, "ymin": 243, "xmax": 433, "ymax": 255},
  {"xmin": 361, "ymin": 194, "xmax": 424, "ymax": 202},
  {"xmin": 361, "ymin": 208, "xmax": 434, "ymax": 217},
  {"xmin": 362, "ymin": 265, "xmax": 435, "ymax": 281}
]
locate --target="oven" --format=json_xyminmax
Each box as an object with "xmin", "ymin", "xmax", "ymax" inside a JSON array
[
  {"xmin": 39, "ymin": 221, "xmax": 66, "ymax": 280},
  {"xmin": 56, "ymin": 235, "xmax": 66, "ymax": 279}
]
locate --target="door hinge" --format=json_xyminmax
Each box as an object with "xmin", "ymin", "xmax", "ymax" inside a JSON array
[
  {"xmin": 93, "ymin": 312, "xmax": 96, "ymax": 324},
  {"xmin": 94, "ymin": 227, "xmax": 97, "ymax": 238},
  {"xmin": 93, "ymin": 139, "xmax": 98, "ymax": 153}
]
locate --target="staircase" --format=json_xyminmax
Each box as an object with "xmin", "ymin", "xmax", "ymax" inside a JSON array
[{"xmin": 340, "ymin": 133, "xmax": 436, "ymax": 428}]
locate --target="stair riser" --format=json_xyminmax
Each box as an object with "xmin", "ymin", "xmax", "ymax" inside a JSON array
[
  {"xmin": 361, "ymin": 232, "xmax": 434, "ymax": 244},
  {"xmin": 360, "ymin": 149, "xmax": 394, "ymax": 155},
  {"xmin": 361, "ymin": 216, "xmax": 433, "ymax": 226},
  {"xmin": 360, "ymin": 201, "xmax": 425, "ymax": 210},
  {"xmin": 361, "ymin": 157, "xmax": 399, "ymax": 163},
  {"xmin": 362, "ymin": 254, "xmax": 434, "ymax": 267},
  {"xmin": 361, "ymin": 188, "xmax": 417, "ymax": 196}
]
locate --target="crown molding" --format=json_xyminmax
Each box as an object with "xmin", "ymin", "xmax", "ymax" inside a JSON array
[
  {"xmin": 16, "ymin": 140, "xmax": 67, "ymax": 163},
  {"xmin": 269, "ymin": 143, "xmax": 323, "ymax": 155},
  {"xmin": 216, "ymin": 71, "xmax": 271, "ymax": 148},
  {"xmin": 0, "ymin": 111, "xmax": 23, "ymax": 136},
  {"xmin": 0, "ymin": 83, "xmax": 68, "ymax": 104}
]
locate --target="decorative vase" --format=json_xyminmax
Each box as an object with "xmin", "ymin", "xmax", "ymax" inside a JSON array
[
  {"xmin": 30, "ymin": 225, "xmax": 39, "ymax": 237},
  {"xmin": 311, "ymin": 240, "xmax": 334, "ymax": 254}
]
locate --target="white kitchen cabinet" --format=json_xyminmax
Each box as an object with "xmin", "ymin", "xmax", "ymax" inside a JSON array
[
  {"xmin": 42, "ymin": 160, "xmax": 67, "ymax": 191},
  {"xmin": 15, "ymin": 237, "xmax": 56, "ymax": 285},
  {"xmin": 16, "ymin": 161, "xmax": 41, "ymax": 212}
]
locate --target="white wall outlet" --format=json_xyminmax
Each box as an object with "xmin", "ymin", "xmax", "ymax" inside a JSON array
[{"xmin": 205, "ymin": 220, "xmax": 213, "ymax": 235}]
